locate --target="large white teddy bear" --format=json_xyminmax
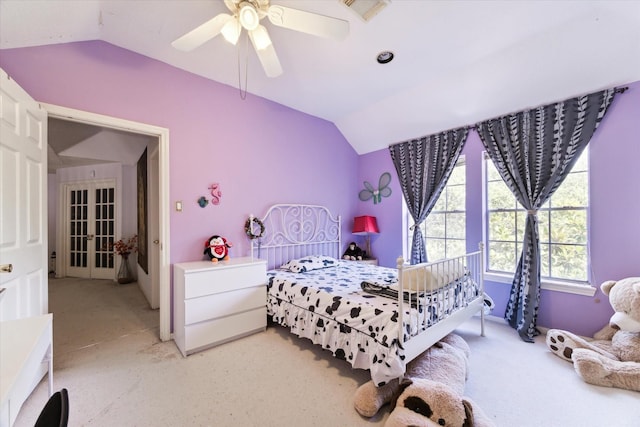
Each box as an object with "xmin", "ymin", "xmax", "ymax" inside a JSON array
[
  {"xmin": 546, "ymin": 277, "xmax": 640, "ymax": 392},
  {"xmin": 354, "ymin": 334, "xmax": 495, "ymax": 426}
]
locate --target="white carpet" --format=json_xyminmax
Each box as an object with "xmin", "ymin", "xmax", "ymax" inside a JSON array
[
  {"xmin": 456, "ymin": 319, "xmax": 639, "ymax": 427},
  {"xmin": 14, "ymin": 278, "xmax": 639, "ymax": 426}
]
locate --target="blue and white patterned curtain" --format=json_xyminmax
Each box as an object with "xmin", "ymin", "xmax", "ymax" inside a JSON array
[
  {"xmin": 477, "ymin": 88, "xmax": 616, "ymax": 342},
  {"xmin": 389, "ymin": 128, "xmax": 468, "ymax": 264}
]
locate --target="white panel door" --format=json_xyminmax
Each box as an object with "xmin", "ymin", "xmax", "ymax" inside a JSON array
[
  {"xmin": 65, "ymin": 180, "xmax": 116, "ymax": 280},
  {"xmin": 148, "ymin": 146, "xmax": 160, "ymax": 308},
  {"xmin": 0, "ymin": 68, "xmax": 48, "ymax": 321}
]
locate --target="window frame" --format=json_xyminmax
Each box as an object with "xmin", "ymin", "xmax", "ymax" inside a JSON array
[
  {"xmin": 404, "ymin": 156, "xmax": 466, "ymax": 262},
  {"xmin": 481, "ymin": 150, "xmax": 595, "ymax": 296}
]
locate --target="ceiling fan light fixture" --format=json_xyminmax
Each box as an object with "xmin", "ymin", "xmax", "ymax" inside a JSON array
[
  {"xmin": 221, "ymin": 18, "xmax": 241, "ymax": 45},
  {"xmin": 239, "ymin": 2, "xmax": 260, "ymax": 31},
  {"xmin": 171, "ymin": 0, "xmax": 349, "ymax": 79}
]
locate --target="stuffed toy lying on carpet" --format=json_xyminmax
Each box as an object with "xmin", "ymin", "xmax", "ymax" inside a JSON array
[
  {"xmin": 354, "ymin": 334, "xmax": 495, "ymax": 427},
  {"xmin": 546, "ymin": 277, "xmax": 640, "ymax": 392}
]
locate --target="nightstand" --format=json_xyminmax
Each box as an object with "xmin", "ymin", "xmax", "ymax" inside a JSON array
[
  {"xmin": 344, "ymin": 259, "xmax": 378, "ymax": 266},
  {"xmin": 173, "ymin": 257, "xmax": 267, "ymax": 356}
]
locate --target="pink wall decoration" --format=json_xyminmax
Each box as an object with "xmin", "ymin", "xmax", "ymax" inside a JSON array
[{"xmin": 209, "ymin": 183, "xmax": 222, "ymax": 205}]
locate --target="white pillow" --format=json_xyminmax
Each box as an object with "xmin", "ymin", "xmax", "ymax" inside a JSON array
[
  {"xmin": 399, "ymin": 259, "xmax": 466, "ymax": 292},
  {"xmin": 280, "ymin": 255, "xmax": 337, "ymax": 273}
]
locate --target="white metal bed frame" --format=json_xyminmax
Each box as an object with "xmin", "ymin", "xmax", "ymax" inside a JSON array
[{"xmin": 251, "ymin": 203, "xmax": 485, "ymax": 377}]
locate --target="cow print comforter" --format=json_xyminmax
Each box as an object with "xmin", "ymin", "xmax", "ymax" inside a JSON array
[{"xmin": 267, "ymin": 261, "xmax": 478, "ymax": 385}]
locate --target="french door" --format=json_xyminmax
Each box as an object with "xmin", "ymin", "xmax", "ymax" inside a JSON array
[{"xmin": 64, "ymin": 180, "xmax": 117, "ymax": 279}]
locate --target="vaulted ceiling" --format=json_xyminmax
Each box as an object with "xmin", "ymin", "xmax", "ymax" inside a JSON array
[
  {"xmin": 47, "ymin": 118, "xmax": 153, "ymax": 173},
  {"xmin": 2, "ymin": 0, "xmax": 639, "ymax": 158}
]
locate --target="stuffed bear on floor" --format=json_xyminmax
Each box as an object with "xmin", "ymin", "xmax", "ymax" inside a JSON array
[
  {"xmin": 546, "ymin": 277, "xmax": 640, "ymax": 392},
  {"xmin": 354, "ymin": 334, "xmax": 495, "ymax": 427},
  {"xmin": 343, "ymin": 242, "xmax": 364, "ymax": 261}
]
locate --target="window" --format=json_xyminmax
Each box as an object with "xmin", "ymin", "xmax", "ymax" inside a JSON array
[
  {"xmin": 484, "ymin": 150, "xmax": 589, "ymax": 283},
  {"xmin": 405, "ymin": 157, "xmax": 466, "ymax": 261}
]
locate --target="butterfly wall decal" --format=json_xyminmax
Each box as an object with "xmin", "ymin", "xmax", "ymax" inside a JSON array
[{"xmin": 359, "ymin": 172, "xmax": 392, "ymax": 204}]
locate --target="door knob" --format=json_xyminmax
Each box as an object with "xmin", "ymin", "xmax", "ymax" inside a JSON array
[
  {"xmin": 153, "ymin": 240, "xmax": 160, "ymax": 245},
  {"xmin": 1, "ymin": 264, "xmax": 13, "ymax": 273}
]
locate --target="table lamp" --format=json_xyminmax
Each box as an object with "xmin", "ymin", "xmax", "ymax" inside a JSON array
[{"xmin": 352, "ymin": 215, "xmax": 379, "ymax": 259}]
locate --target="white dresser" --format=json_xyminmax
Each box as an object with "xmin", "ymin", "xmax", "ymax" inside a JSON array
[
  {"xmin": 0, "ymin": 314, "xmax": 53, "ymax": 427},
  {"xmin": 173, "ymin": 257, "xmax": 267, "ymax": 357}
]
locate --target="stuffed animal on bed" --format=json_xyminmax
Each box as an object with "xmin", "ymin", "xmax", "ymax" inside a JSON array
[
  {"xmin": 343, "ymin": 242, "xmax": 364, "ymax": 261},
  {"xmin": 204, "ymin": 235, "xmax": 232, "ymax": 262},
  {"xmin": 354, "ymin": 334, "xmax": 495, "ymax": 427},
  {"xmin": 546, "ymin": 277, "xmax": 640, "ymax": 392}
]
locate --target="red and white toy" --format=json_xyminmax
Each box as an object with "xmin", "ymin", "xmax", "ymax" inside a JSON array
[{"xmin": 204, "ymin": 235, "xmax": 232, "ymax": 262}]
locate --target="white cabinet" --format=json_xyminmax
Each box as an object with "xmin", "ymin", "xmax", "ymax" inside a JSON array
[
  {"xmin": 173, "ymin": 257, "xmax": 267, "ymax": 356},
  {"xmin": 0, "ymin": 314, "xmax": 53, "ymax": 427}
]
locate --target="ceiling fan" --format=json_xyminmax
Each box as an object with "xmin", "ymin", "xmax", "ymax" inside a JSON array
[{"xmin": 171, "ymin": 0, "xmax": 349, "ymax": 78}]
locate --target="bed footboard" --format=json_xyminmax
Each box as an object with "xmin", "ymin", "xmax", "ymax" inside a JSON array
[{"xmin": 397, "ymin": 244, "xmax": 485, "ymax": 363}]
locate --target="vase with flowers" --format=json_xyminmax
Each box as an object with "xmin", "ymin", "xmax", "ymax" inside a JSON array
[{"xmin": 111, "ymin": 235, "xmax": 137, "ymax": 284}]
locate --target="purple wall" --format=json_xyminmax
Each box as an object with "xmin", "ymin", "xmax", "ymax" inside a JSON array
[
  {"xmin": 355, "ymin": 149, "xmax": 403, "ymax": 268},
  {"xmin": 0, "ymin": 41, "xmax": 359, "ymax": 263},
  {"xmin": 359, "ymin": 81, "xmax": 640, "ymax": 336}
]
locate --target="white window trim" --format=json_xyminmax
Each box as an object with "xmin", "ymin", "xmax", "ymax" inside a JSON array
[
  {"xmin": 404, "ymin": 156, "xmax": 466, "ymax": 261},
  {"xmin": 485, "ymin": 270, "xmax": 596, "ymax": 297},
  {"xmin": 481, "ymin": 151, "xmax": 595, "ymax": 297}
]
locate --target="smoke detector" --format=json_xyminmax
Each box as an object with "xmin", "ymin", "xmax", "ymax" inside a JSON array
[{"xmin": 341, "ymin": 0, "xmax": 390, "ymax": 22}]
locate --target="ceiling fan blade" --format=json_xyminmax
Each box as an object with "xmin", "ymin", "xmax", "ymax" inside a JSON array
[
  {"xmin": 171, "ymin": 13, "xmax": 233, "ymax": 51},
  {"xmin": 223, "ymin": 0, "xmax": 237, "ymax": 12},
  {"xmin": 249, "ymin": 26, "xmax": 282, "ymax": 78},
  {"xmin": 267, "ymin": 5, "xmax": 349, "ymax": 41},
  {"xmin": 249, "ymin": 25, "xmax": 272, "ymax": 51}
]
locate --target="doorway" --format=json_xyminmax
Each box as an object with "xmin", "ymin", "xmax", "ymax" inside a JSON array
[{"xmin": 45, "ymin": 103, "xmax": 171, "ymax": 341}]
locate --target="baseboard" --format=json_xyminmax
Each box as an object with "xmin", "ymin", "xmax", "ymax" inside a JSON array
[{"xmin": 473, "ymin": 314, "xmax": 558, "ymax": 339}]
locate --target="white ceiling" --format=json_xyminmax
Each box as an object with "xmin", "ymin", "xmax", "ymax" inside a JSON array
[{"xmin": 2, "ymin": 0, "xmax": 639, "ymax": 155}]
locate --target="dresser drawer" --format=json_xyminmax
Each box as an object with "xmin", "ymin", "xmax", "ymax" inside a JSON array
[
  {"xmin": 184, "ymin": 262, "xmax": 265, "ymax": 299},
  {"xmin": 183, "ymin": 307, "xmax": 266, "ymax": 354},
  {"xmin": 184, "ymin": 285, "xmax": 265, "ymax": 325}
]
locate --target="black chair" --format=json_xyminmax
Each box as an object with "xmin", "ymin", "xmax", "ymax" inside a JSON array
[{"xmin": 34, "ymin": 388, "xmax": 69, "ymax": 427}]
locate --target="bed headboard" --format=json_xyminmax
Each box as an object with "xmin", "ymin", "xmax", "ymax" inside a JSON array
[{"xmin": 250, "ymin": 204, "xmax": 341, "ymax": 270}]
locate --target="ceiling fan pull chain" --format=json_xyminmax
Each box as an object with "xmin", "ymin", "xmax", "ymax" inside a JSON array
[{"xmin": 237, "ymin": 30, "xmax": 249, "ymax": 100}]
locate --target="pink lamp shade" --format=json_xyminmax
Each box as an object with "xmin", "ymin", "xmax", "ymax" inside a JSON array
[{"xmin": 352, "ymin": 215, "xmax": 379, "ymax": 235}]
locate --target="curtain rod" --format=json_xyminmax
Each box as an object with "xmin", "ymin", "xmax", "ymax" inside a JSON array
[
  {"xmin": 389, "ymin": 85, "xmax": 629, "ymax": 146},
  {"xmin": 467, "ymin": 86, "xmax": 628, "ymax": 130}
]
